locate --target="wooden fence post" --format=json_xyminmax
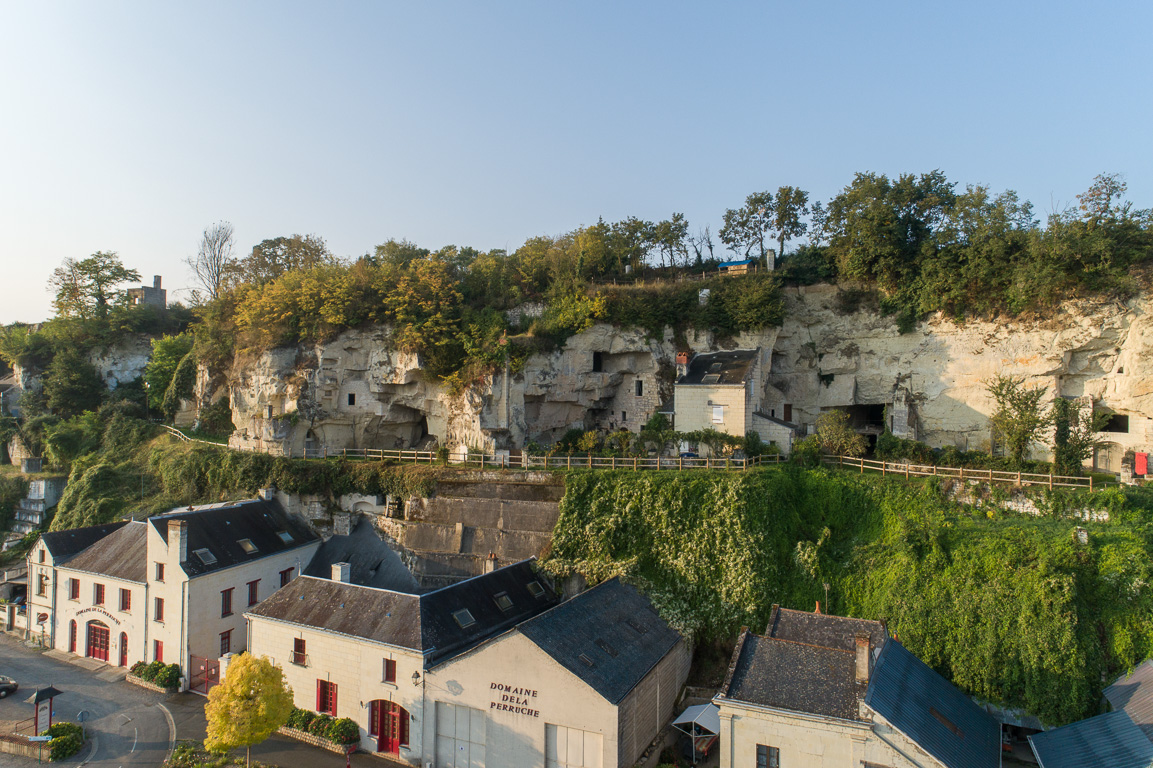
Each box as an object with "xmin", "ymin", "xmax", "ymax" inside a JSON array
[
  {"xmin": 1089, "ymin": 475, "xmax": 1094, "ymax": 492},
  {"xmin": 1049, "ymin": 473, "xmax": 1053, "ymax": 490}
]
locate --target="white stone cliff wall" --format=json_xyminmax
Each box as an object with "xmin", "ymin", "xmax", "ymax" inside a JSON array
[{"xmin": 218, "ymin": 289, "xmax": 1153, "ymax": 463}]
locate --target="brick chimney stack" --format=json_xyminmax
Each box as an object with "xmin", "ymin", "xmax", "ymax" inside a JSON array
[
  {"xmin": 169, "ymin": 519, "xmax": 188, "ymax": 563},
  {"xmin": 855, "ymin": 632, "xmax": 871, "ymax": 682},
  {"xmin": 814, "ymin": 600, "xmax": 822, "ymax": 614}
]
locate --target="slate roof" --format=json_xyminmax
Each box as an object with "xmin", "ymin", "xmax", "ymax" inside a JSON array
[
  {"xmin": 304, "ymin": 517, "xmax": 418, "ymax": 593},
  {"xmin": 767, "ymin": 606, "xmax": 887, "ymax": 655},
  {"xmin": 516, "ymin": 578, "xmax": 683, "ymax": 705},
  {"xmin": 247, "ymin": 576, "xmax": 423, "ymax": 650},
  {"xmin": 149, "ymin": 498, "xmax": 318, "ymax": 578},
  {"xmin": 61, "ymin": 521, "xmax": 147, "ymax": 582},
  {"xmin": 1029, "ymin": 711, "xmax": 1153, "ymax": 768},
  {"xmin": 722, "ymin": 632, "xmax": 862, "ymax": 721},
  {"xmin": 1106, "ymin": 659, "xmax": 1153, "ymax": 742},
  {"xmin": 40, "ymin": 522, "xmax": 128, "ymax": 562},
  {"xmin": 248, "ymin": 559, "xmax": 559, "ymax": 664},
  {"xmin": 676, "ymin": 350, "xmax": 758, "ymax": 386},
  {"xmin": 865, "ymin": 640, "xmax": 1000, "ymax": 768}
]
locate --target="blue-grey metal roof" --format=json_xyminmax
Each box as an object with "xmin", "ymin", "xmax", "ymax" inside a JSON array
[
  {"xmin": 865, "ymin": 641, "xmax": 1000, "ymax": 768},
  {"xmin": 1107, "ymin": 660, "xmax": 1153, "ymax": 742},
  {"xmin": 1029, "ymin": 711, "xmax": 1153, "ymax": 768},
  {"xmin": 304, "ymin": 517, "xmax": 418, "ymax": 593},
  {"xmin": 719, "ymin": 259, "xmax": 756, "ymax": 268},
  {"xmin": 517, "ymin": 579, "xmax": 683, "ymax": 705}
]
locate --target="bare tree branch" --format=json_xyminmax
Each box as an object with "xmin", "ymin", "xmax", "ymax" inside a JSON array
[{"xmin": 187, "ymin": 221, "xmax": 234, "ymax": 302}]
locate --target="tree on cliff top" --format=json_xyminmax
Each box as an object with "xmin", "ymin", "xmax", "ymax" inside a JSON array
[
  {"xmin": 205, "ymin": 653, "xmax": 293, "ymax": 766},
  {"xmin": 48, "ymin": 252, "xmax": 141, "ymax": 319}
]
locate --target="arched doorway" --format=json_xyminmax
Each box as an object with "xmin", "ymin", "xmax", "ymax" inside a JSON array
[
  {"xmin": 85, "ymin": 620, "xmax": 110, "ymax": 662},
  {"xmin": 68, "ymin": 620, "xmax": 77, "ymax": 654},
  {"xmin": 368, "ymin": 700, "xmax": 409, "ymax": 755},
  {"xmin": 119, "ymin": 632, "xmax": 128, "ymax": 667}
]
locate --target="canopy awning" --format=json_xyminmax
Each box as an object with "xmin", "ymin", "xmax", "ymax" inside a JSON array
[{"xmin": 672, "ymin": 703, "xmax": 720, "ymax": 736}]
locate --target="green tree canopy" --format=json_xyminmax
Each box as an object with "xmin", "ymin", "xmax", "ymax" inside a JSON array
[
  {"xmin": 43, "ymin": 348, "xmax": 103, "ymax": 418},
  {"xmin": 48, "ymin": 252, "xmax": 141, "ymax": 319},
  {"xmin": 986, "ymin": 374, "xmax": 1052, "ymax": 465},
  {"xmin": 205, "ymin": 653, "xmax": 294, "ymax": 766},
  {"xmin": 144, "ymin": 333, "xmax": 194, "ymax": 411}
]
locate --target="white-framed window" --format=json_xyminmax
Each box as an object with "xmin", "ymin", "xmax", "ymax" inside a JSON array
[{"xmin": 711, "ymin": 405, "xmax": 724, "ymax": 424}]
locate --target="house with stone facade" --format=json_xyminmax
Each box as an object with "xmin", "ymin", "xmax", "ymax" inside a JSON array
[
  {"xmin": 247, "ymin": 567, "xmax": 690, "ymax": 768},
  {"xmin": 715, "ymin": 606, "xmax": 1000, "ymax": 768},
  {"xmin": 673, "ymin": 349, "xmax": 798, "ymax": 455},
  {"xmin": 25, "ymin": 496, "xmax": 319, "ymax": 691}
]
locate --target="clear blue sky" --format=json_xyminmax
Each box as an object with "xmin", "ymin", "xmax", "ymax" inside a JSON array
[{"xmin": 1, "ymin": 1, "xmax": 1150, "ymax": 323}]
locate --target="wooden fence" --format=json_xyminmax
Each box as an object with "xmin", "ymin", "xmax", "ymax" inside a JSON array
[{"xmin": 822, "ymin": 455, "xmax": 1109, "ymax": 491}]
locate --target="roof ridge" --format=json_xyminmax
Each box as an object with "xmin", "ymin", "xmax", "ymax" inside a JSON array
[
  {"xmin": 295, "ymin": 574, "xmax": 419, "ymax": 599},
  {"xmin": 764, "ymin": 636, "xmax": 854, "ymax": 654},
  {"xmin": 777, "ymin": 607, "xmax": 883, "ymax": 624}
]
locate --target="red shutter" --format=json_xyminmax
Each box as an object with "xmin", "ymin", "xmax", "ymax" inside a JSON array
[
  {"xmin": 330, "ymin": 682, "xmax": 337, "ymax": 717},
  {"xmin": 316, "ymin": 680, "xmax": 323, "ymax": 711}
]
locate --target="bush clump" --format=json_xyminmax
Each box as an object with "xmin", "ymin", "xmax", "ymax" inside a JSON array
[
  {"xmin": 307, "ymin": 713, "xmax": 333, "ymax": 738},
  {"xmin": 325, "ymin": 718, "xmax": 360, "ymax": 744},
  {"xmin": 45, "ymin": 721, "xmax": 85, "ymax": 761},
  {"xmin": 286, "ymin": 707, "xmax": 315, "ymax": 732},
  {"xmin": 132, "ymin": 660, "xmax": 181, "ymax": 688}
]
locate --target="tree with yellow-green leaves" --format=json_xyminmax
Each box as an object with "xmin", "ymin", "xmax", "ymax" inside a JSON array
[{"xmin": 204, "ymin": 653, "xmax": 294, "ymax": 766}]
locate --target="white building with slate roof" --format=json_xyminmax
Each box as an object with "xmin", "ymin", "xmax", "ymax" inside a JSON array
[
  {"xmin": 25, "ymin": 497, "xmax": 319, "ymax": 690},
  {"xmin": 715, "ymin": 606, "xmax": 1000, "ymax": 768},
  {"xmin": 246, "ymin": 570, "xmax": 689, "ymax": 768}
]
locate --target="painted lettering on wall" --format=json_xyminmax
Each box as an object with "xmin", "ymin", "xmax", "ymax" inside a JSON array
[
  {"xmin": 489, "ymin": 682, "xmax": 540, "ymax": 717},
  {"xmin": 76, "ymin": 607, "xmax": 121, "ymax": 625}
]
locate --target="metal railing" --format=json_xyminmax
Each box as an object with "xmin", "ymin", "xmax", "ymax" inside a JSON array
[{"xmin": 822, "ymin": 455, "xmax": 1110, "ymax": 491}]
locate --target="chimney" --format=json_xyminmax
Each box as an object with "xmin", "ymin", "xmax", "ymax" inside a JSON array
[
  {"xmin": 331, "ymin": 562, "xmax": 351, "ymax": 583},
  {"xmin": 153, "ymin": 275, "xmax": 162, "ymax": 289},
  {"xmin": 169, "ymin": 520, "xmax": 188, "ymax": 563},
  {"xmin": 855, "ymin": 632, "xmax": 871, "ymax": 682},
  {"xmin": 483, "ymin": 553, "xmax": 498, "ymax": 574},
  {"xmin": 676, "ymin": 351, "xmax": 690, "ymax": 379},
  {"xmin": 258, "ymin": 486, "xmax": 276, "ymax": 501},
  {"xmin": 814, "ymin": 600, "xmax": 822, "ymax": 615}
]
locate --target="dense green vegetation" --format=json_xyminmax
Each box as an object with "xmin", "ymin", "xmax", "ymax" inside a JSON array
[{"xmin": 543, "ymin": 467, "xmax": 1152, "ymax": 725}]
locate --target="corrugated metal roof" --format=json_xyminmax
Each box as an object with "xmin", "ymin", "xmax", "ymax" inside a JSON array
[
  {"xmin": 1029, "ymin": 711, "xmax": 1153, "ymax": 768},
  {"xmin": 516, "ymin": 579, "xmax": 682, "ymax": 705},
  {"xmin": 1107, "ymin": 660, "xmax": 1153, "ymax": 742},
  {"xmin": 63, "ymin": 521, "xmax": 147, "ymax": 582},
  {"xmin": 865, "ymin": 641, "xmax": 1000, "ymax": 768}
]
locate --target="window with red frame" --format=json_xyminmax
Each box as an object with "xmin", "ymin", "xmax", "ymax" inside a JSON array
[
  {"xmin": 69, "ymin": 578, "xmax": 79, "ymax": 600},
  {"xmin": 119, "ymin": 588, "xmax": 131, "ymax": 612},
  {"xmin": 383, "ymin": 658, "xmax": 396, "ymax": 683},
  {"xmin": 279, "ymin": 567, "xmax": 294, "ymax": 587},
  {"xmin": 247, "ymin": 580, "xmax": 260, "ymax": 606},
  {"xmin": 316, "ymin": 680, "xmax": 337, "ymax": 715},
  {"xmin": 154, "ymin": 640, "xmax": 163, "ymax": 662},
  {"xmin": 94, "ymin": 583, "xmax": 105, "ymax": 605},
  {"xmin": 220, "ymin": 630, "xmax": 231, "ymax": 656},
  {"xmin": 292, "ymin": 638, "xmax": 306, "ymax": 665},
  {"xmin": 154, "ymin": 597, "xmax": 164, "ymax": 622},
  {"xmin": 221, "ymin": 587, "xmax": 234, "ymax": 617}
]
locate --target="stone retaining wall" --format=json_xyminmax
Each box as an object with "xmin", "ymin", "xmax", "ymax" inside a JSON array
[{"xmin": 277, "ymin": 726, "xmax": 356, "ymax": 755}]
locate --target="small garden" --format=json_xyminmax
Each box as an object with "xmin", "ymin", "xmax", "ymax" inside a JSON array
[
  {"xmin": 283, "ymin": 707, "xmax": 360, "ymax": 746},
  {"xmin": 129, "ymin": 660, "xmax": 182, "ymax": 689}
]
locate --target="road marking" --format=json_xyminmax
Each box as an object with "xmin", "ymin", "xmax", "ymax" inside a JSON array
[
  {"xmin": 158, "ymin": 702, "xmax": 177, "ymax": 763},
  {"xmin": 131, "ymin": 726, "xmax": 138, "ymax": 752},
  {"xmin": 72, "ymin": 734, "xmax": 98, "ymax": 768}
]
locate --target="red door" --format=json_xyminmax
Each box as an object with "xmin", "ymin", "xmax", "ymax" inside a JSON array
[
  {"xmin": 119, "ymin": 633, "xmax": 128, "ymax": 667},
  {"xmin": 371, "ymin": 701, "xmax": 407, "ymax": 754},
  {"xmin": 69, "ymin": 621, "xmax": 77, "ymax": 654},
  {"xmin": 86, "ymin": 621, "xmax": 109, "ymax": 662}
]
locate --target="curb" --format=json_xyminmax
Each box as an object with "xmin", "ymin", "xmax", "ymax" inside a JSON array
[
  {"xmin": 159, "ymin": 702, "xmax": 176, "ymax": 763},
  {"xmin": 73, "ymin": 735, "xmax": 98, "ymax": 767}
]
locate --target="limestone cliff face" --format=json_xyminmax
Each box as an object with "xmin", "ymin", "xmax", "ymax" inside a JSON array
[
  {"xmin": 218, "ymin": 289, "xmax": 1152, "ymax": 463},
  {"xmin": 771, "ymin": 285, "xmax": 1152, "ymax": 460},
  {"xmin": 9, "ymin": 335, "xmax": 151, "ymax": 416}
]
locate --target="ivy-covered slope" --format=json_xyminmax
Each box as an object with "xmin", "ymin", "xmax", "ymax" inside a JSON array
[{"xmin": 543, "ymin": 467, "xmax": 1153, "ymax": 725}]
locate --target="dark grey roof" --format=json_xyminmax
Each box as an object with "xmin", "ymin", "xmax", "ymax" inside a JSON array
[
  {"xmin": 767, "ymin": 606, "xmax": 887, "ymax": 654},
  {"xmin": 676, "ymin": 350, "xmax": 758, "ymax": 386},
  {"xmin": 517, "ymin": 579, "xmax": 683, "ymax": 705},
  {"xmin": 248, "ymin": 576, "xmax": 424, "ymax": 650},
  {"xmin": 41, "ymin": 522, "xmax": 129, "ymax": 561},
  {"xmin": 62, "ymin": 521, "xmax": 147, "ymax": 582},
  {"xmin": 1106, "ymin": 660, "xmax": 1153, "ymax": 742},
  {"xmin": 1029, "ymin": 711, "xmax": 1153, "ymax": 768},
  {"xmin": 248, "ymin": 559, "xmax": 559, "ymax": 664},
  {"xmin": 149, "ymin": 498, "xmax": 319, "ymax": 578},
  {"xmin": 752, "ymin": 412, "xmax": 799, "ymax": 429},
  {"xmin": 422, "ymin": 559, "xmax": 559, "ymax": 665},
  {"xmin": 722, "ymin": 633, "xmax": 862, "ymax": 720},
  {"xmin": 304, "ymin": 518, "xmax": 418, "ymax": 593},
  {"xmin": 866, "ymin": 640, "xmax": 1000, "ymax": 768}
]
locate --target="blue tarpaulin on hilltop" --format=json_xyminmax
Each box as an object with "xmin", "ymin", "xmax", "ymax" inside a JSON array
[{"xmin": 718, "ymin": 259, "xmax": 756, "ymax": 268}]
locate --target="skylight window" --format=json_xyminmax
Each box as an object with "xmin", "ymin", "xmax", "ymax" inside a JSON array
[
  {"xmin": 452, "ymin": 609, "xmax": 476, "ymax": 628},
  {"xmin": 277, "ymin": 531, "xmax": 294, "ymax": 544},
  {"xmin": 930, "ymin": 707, "xmax": 964, "ymax": 739},
  {"xmin": 493, "ymin": 592, "xmax": 513, "ymax": 612},
  {"xmin": 193, "ymin": 548, "xmax": 217, "ymax": 565},
  {"xmin": 578, "ymin": 654, "xmax": 595, "ymax": 668},
  {"xmin": 526, "ymin": 581, "xmax": 545, "ymax": 598},
  {"xmin": 238, "ymin": 539, "xmax": 258, "ymax": 554},
  {"xmin": 595, "ymin": 639, "xmax": 619, "ymax": 658},
  {"xmin": 625, "ymin": 618, "xmax": 649, "ymax": 635}
]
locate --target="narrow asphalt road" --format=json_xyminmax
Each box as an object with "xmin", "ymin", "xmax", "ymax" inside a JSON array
[{"xmin": 0, "ymin": 633, "xmax": 171, "ymax": 767}]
